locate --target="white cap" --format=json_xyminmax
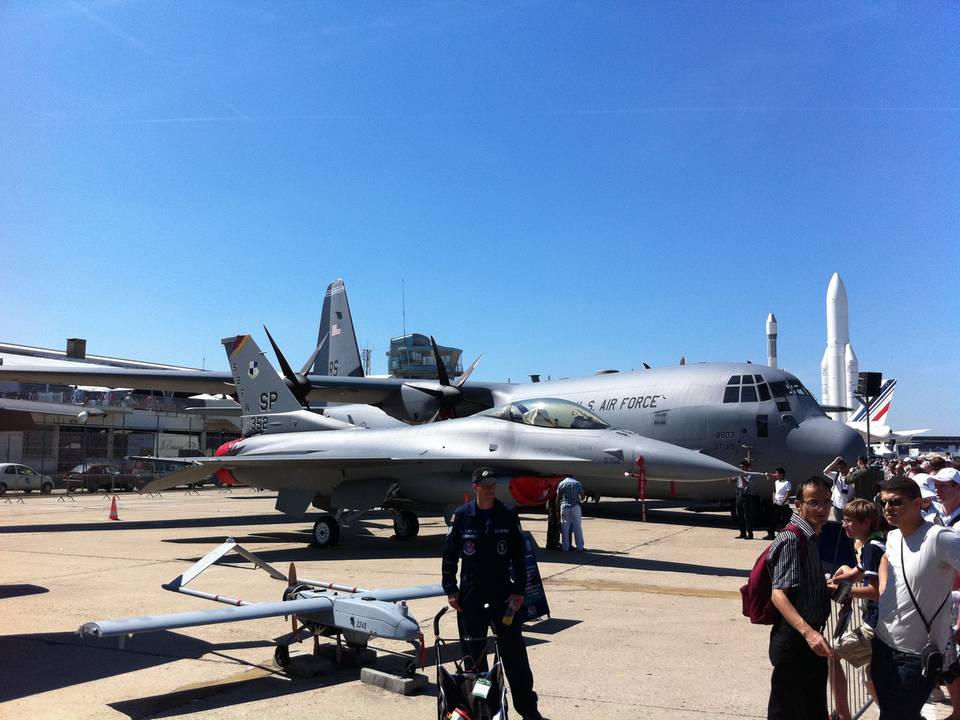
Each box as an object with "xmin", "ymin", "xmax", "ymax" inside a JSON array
[
  {"xmin": 936, "ymin": 468, "xmax": 960, "ymax": 485},
  {"xmin": 914, "ymin": 473, "xmax": 937, "ymax": 499}
]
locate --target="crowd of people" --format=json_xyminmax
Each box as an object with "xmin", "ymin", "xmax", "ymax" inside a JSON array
[{"xmin": 760, "ymin": 453, "xmax": 960, "ymax": 720}]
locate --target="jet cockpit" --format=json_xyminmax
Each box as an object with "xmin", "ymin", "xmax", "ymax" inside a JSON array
[{"xmin": 482, "ymin": 398, "xmax": 610, "ymax": 430}]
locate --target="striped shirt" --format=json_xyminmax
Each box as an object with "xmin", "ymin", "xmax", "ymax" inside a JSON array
[
  {"xmin": 557, "ymin": 477, "xmax": 583, "ymax": 508},
  {"xmin": 766, "ymin": 512, "xmax": 831, "ymax": 629}
]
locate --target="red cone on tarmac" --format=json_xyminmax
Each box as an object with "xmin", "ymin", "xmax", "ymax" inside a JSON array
[{"xmin": 108, "ymin": 496, "xmax": 120, "ymax": 521}]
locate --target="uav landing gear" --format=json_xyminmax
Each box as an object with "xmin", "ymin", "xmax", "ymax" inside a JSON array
[
  {"xmin": 392, "ymin": 510, "xmax": 420, "ymax": 541},
  {"xmin": 311, "ymin": 514, "xmax": 341, "ymax": 548}
]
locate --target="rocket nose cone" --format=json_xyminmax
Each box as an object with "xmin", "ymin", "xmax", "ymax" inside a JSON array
[{"xmin": 636, "ymin": 439, "xmax": 741, "ymax": 482}]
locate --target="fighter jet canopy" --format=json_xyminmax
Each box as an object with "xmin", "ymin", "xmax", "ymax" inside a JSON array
[{"xmin": 481, "ymin": 398, "xmax": 610, "ymax": 430}]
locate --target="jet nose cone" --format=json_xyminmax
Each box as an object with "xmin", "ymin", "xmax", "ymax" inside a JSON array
[
  {"xmin": 785, "ymin": 418, "xmax": 866, "ymax": 475},
  {"xmin": 636, "ymin": 438, "xmax": 742, "ymax": 482}
]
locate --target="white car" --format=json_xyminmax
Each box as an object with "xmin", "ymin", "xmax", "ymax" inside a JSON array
[{"xmin": 0, "ymin": 463, "xmax": 54, "ymax": 494}]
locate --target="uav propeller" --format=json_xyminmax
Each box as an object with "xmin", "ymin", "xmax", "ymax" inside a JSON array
[{"xmin": 263, "ymin": 326, "xmax": 328, "ymax": 406}]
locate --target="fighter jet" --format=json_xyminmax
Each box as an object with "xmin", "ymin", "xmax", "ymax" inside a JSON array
[
  {"xmin": 0, "ymin": 279, "xmax": 864, "ymax": 508},
  {"xmin": 141, "ymin": 334, "xmax": 743, "ymax": 547}
]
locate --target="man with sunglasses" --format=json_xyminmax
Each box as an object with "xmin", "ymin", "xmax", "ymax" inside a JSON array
[
  {"xmin": 766, "ymin": 475, "xmax": 833, "ymax": 719},
  {"xmin": 873, "ymin": 476, "xmax": 960, "ymax": 718}
]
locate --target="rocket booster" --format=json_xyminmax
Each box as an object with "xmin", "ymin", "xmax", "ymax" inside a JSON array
[
  {"xmin": 766, "ymin": 313, "xmax": 778, "ymax": 368},
  {"xmin": 820, "ymin": 272, "xmax": 858, "ymax": 421}
]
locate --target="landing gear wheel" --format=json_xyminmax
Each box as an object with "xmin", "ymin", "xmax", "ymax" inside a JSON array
[
  {"xmin": 274, "ymin": 644, "xmax": 290, "ymax": 668},
  {"xmin": 311, "ymin": 515, "xmax": 340, "ymax": 548},
  {"xmin": 392, "ymin": 510, "xmax": 420, "ymax": 541}
]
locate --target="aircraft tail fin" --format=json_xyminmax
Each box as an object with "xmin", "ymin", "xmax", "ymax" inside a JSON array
[
  {"xmin": 313, "ymin": 279, "xmax": 364, "ymax": 378},
  {"xmin": 222, "ymin": 335, "xmax": 303, "ymax": 417},
  {"xmin": 849, "ymin": 378, "xmax": 896, "ymax": 424}
]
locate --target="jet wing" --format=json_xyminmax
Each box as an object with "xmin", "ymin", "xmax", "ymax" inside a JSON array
[
  {"xmin": 0, "ymin": 365, "xmax": 234, "ymax": 395},
  {"xmin": 0, "ymin": 397, "xmax": 107, "ymax": 419},
  {"xmin": 142, "ymin": 451, "xmax": 595, "ymax": 492}
]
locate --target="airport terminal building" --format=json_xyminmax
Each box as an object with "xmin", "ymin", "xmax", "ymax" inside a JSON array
[{"xmin": 0, "ymin": 339, "xmax": 240, "ymax": 477}]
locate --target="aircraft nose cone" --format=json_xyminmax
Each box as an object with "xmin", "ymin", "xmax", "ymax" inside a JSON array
[
  {"xmin": 636, "ymin": 438, "xmax": 742, "ymax": 481},
  {"xmin": 784, "ymin": 418, "xmax": 866, "ymax": 476}
]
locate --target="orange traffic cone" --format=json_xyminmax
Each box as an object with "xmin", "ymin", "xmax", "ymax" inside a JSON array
[{"xmin": 108, "ymin": 496, "xmax": 120, "ymax": 521}]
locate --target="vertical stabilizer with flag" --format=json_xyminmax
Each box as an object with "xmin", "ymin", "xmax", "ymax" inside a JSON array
[
  {"xmin": 313, "ymin": 279, "xmax": 364, "ymax": 378},
  {"xmin": 849, "ymin": 378, "xmax": 896, "ymax": 425}
]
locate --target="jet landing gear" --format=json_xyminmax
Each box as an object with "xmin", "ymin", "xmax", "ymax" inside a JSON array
[
  {"xmin": 311, "ymin": 514, "xmax": 341, "ymax": 548},
  {"xmin": 392, "ymin": 510, "xmax": 420, "ymax": 541}
]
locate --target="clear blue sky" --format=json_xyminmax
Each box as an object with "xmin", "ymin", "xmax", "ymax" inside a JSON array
[{"xmin": 1, "ymin": 2, "xmax": 957, "ymax": 433}]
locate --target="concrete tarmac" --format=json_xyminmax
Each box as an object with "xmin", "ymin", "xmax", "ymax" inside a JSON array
[{"xmin": 0, "ymin": 490, "xmax": 891, "ymax": 719}]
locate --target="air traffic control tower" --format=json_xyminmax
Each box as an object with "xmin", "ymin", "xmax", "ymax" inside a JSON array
[{"xmin": 387, "ymin": 334, "xmax": 463, "ymax": 380}]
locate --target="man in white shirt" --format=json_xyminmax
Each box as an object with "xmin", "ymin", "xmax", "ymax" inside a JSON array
[
  {"xmin": 873, "ymin": 476, "xmax": 960, "ymax": 717},
  {"xmin": 765, "ymin": 468, "xmax": 792, "ymax": 540}
]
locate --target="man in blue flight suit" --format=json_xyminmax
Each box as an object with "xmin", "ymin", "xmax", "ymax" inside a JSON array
[{"xmin": 442, "ymin": 466, "xmax": 544, "ymax": 720}]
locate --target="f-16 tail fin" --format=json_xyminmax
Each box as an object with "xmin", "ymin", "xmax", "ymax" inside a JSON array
[
  {"xmin": 222, "ymin": 335, "xmax": 354, "ymax": 436},
  {"xmin": 849, "ymin": 377, "xmax": 896, "ymax": 424},
  {"xmin": 313, "ymin": 279, "xmax": 364, "ymax": 378},
  {"xmin": 224, "ymin": 335, "xmax": 303, "ymax": 416}
]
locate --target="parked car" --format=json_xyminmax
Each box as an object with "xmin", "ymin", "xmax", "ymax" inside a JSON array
[
  {"xmin": 0, "ymin": 463, "xmax": 55, "ymax": 494},
  {"xmin": 66, "ymin": 463, "xmax": 137, "ymax": 492}
]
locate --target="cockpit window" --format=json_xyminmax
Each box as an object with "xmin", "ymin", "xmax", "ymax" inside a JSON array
[
  {"xmin": 785, "ymin": 376, "xmax": 813, "ymax": 397},
  {"xmin": 482, "ymin": 398, "xmax": 609, "ymax": 430},
  {"xmin": 768, "ymin": 380, "xmax": 788, "ymax": 397},
  {"xmin": 727, "ymin": 375, "xmax": 741, "ymax": 385}
]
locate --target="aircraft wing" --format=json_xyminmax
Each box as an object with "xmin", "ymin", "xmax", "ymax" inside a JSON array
[
  {"xmin": 0, "ymin": 397, "xmax": 107, "ymax": 420},
  {"xmin": 142, "ymin": 451, "xmax": 595, "ymax": 492},
  {"xmin": 366, "ymin": 584, "xmax": 446, "ymax": 602},
  {"xmin": 79, "ymin": 595, "xmax": 336, "ymax": 638},
  {"xmin": 0, "ymin": 365, "xmax": 234, "ymax": 395}
]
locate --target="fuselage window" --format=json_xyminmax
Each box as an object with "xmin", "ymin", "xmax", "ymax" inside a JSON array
[
  {"xmin": 741, "ymin": 386, "xmax": 758, "ymax": 403},
  {"xmin": 776, "ymin": 400, "xmax": 791, "ymax": 412}
]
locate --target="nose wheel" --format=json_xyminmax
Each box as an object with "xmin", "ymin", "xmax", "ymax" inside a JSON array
[
  {"xmin": 392, "ymin": 510, "xmax": 420, "ymax": 541},
  {"xmin": 311, "ymin": 514, "xmax": 341, "ymax": 548}
]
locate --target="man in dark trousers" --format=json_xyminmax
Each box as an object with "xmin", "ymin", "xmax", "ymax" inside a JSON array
[
  {"xmin": 766, "ymin": 475, "xmax": 833, "ymax": 719},
  {"xmin": 441, "ymin": 467, "xmax": 544, "ymax": 720}
]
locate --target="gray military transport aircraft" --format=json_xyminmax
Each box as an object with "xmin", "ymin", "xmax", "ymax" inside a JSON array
[
  {"xmin": 0, "ymin": 278, "xmax": 864, "ymax": 513},
  {"xmin": 142, "ymin": 333, "xmax": 743, "ymax": 547}
]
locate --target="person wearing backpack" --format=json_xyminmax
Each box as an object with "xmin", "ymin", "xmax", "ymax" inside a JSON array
[
  {"xmin": 873, "ymin": 475, "xmax": 960, "ymax": 718},
  {"xmin": 766, "ymin": 475, "xmax": 834, "ymax": 720}
]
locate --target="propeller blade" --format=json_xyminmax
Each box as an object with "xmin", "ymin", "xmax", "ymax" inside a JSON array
[
  {"xmin": 299, "ymin": 333, "xmax": 329, "ymax": 376},
  {"xmin": 288, "ymin": 562, "xmax": 299, "ymax": 633},
  {"xmin": 455, "ymin": 354, "xmax": 483, "ymax": 388},
  {"xmin": 429, "ymin": 336, "xmax": 451, "ymax": 387},
  {"xmin": 263, "ymin": 326, "xmax": 296, "ymax": 381}
]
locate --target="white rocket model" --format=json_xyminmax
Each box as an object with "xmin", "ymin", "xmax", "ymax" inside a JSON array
[
  {"xmin": 820, "ymin": 273, "xmax": 859, "ymax": 422},
  {"xmin": 766, "ymin": 313, "xmax": 778, "ymax": 368}
]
